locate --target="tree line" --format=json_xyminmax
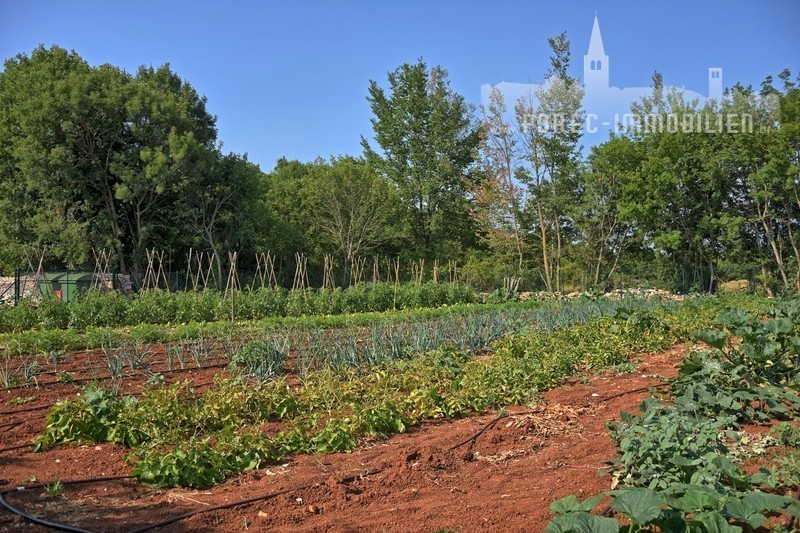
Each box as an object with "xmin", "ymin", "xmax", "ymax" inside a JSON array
[{"xmin": 0, "ymin": 41, "xmax": 797, "ymax": 294}]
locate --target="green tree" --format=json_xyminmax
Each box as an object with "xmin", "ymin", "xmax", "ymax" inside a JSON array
[
  {"xmin": 0, "ymin": 46, "xmax": 220, "ymax": 273},
  {"xmin": 362, "ymin": 59, "xmax": 481, "ymax": 257},
  {"xmin": 0, "ymin": 46, "xmax": 99, "ymax": 269},
  {"xmin": 477, "ymin": 87, "xmax": 526, "ymax": 280},
  {"xmin": 262, "ymin": 158, "xmax": 317, "ymax": 259},
  {"xmin": 306, "ymin": 157, "xmax": 398, "ymax": 284},
  {"xmin": 188, "ymin": 151, "xmax": 269, "ymax": 286},
  {"xmin": 115, "ymin": 64, "xmax": 218, "ymax": 269},
  {"xmin": 516, "ymin": 33, "xmax": 584, "ymax": 292},
  {"xmin": 576, "ymin": 136, "xmax": 640, "ymax": 290},
  {"xmin": 738, "ymin": 70, "xmax": 800, "ymax": 293}
]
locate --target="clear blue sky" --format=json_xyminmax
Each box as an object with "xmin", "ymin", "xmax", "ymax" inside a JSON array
[{"xmin": 1, "ymin": 0, "xmax": 798, "ymax": 171}]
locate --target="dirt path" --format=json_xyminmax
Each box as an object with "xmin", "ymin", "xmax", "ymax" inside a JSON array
[{"xmin": 0, "ymin": 345, "xmax": 687, "ymax": 532}]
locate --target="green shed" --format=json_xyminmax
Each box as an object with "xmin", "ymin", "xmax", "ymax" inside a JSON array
[{"xmin": 39, "ymin": 273, "xmax": 94, "ymax": 303}]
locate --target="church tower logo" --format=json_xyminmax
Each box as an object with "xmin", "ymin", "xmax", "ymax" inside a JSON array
[
  {"xmin": 480, "ymin": 14, "xmax": 739, "ymax": 142},
  {"xmin": 583, "ymin": 15, "xmax": 609, "ymax": 91}
]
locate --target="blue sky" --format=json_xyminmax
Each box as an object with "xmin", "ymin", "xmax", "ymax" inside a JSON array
[{"xmin": 1, "ymin": 0, "xmax": 798, "ymax": 171}]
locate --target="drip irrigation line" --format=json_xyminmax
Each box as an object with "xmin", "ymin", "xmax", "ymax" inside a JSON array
[
  {"xmin": 127, "ymin": 468, "xmax": 384, "ymax": 533},
  {"xmin": 0, "ymin": 443, "xmax": 32, "ymax": 454},
  {"xmin": 39, "ymin": 360, "xmax": 229, "ymax": 377},
  {"xmin": 1, "ymin": 376, "xmax": 105, "ymax": 390},
  {"xmin": 449, "ymin": 414, "xmax": 509, "ymax": 451},
  {"xmin": 0, "ymin": 474, "xmax": 137, "ymax": 533},
  {"xmin": 0, "ymin": 420, "xmax": 24, "ymax": 430},
  {"xmin": 0, "ymin": 404, "xmax": 52, "ymax": 415},
  {"xmin": 126, "ymin": 486, "xmax": 303, "ymax": 533},
  {"xmin": 0, "ymin": 474, "xmax": 137, "ymax": 495},
  {"xmin": 0, "ymin": 494, "xmax": 94, "ymax": 533},
  {"xmin": 0, "ymin": 462, "xmax": 382, "ymax": 533},
  {"xmin": 599, "ymin": 381, "xmax": 669, "ymax": 402},
  {"xmin": 0, "ymin": 361, "xmax": 231, "ymax": 391}
]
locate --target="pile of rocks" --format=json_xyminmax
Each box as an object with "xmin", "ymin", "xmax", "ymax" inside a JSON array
[
  {"xmin": 0, "ymin": 275, "xmax": 39, "ymax": 304},
  {"xmin": 600, "ymin": 288, "xmax": 686, "ymax": 301},
  {"xmin": 516, "ymin": 288, "xmax": 690, "ymax": 302}
]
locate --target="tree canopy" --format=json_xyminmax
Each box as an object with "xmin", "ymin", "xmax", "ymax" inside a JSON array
[
  {"xmin": 0, "ymin": 45, "xmax": 266, "ymax": 273},
  {"xmin": 1, "ymin": 43, "xmax": 799, "ymax": 296},
  {"xmin": 362, "ymin": 59, "xmax": 481, "ymax": 257}
]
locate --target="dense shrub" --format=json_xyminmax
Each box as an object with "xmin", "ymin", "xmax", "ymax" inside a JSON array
[{"xmin": 0, "ymin": 282, "xmax": 478, "ymax": 333}]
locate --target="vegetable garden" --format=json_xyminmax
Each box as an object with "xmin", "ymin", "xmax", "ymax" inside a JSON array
[{"xmin": 2, "ymin": 292, "xmax": 800, "ymax": 531}]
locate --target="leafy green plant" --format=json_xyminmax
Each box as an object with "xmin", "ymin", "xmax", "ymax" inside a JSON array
[
  {"xmin": 102, "ymin": 342, "xmax": 125, "ymax": 379},
  {"xmin": 130, "ymin": 433, "xmax": 278, "ymax": 488},
  {"xmin": 229, "ymin": 339, "xmax": 285, "ymax": 380},
  {"xmin": 0, "ymin": 356, "xmax": 14, "ymax": 388},
  {"xmin": 549, "ymin": 299, "xmax": 800, "ymax": 532},
  {"xmin": 6, "ymin": 395, "xmax": 35, "ymax": 406},
  {"xmin": 46, "ymin": 349, "xmax": 64, "ymax": 372},
  {"xmin": 34, "ymin": 385, "xmax": 121, "ymax": 451},
  {"xmin": 608, "ymin": 399, "xmax": 745, "ymax": 491},
  {"xmin": 144, "ymin": 372, "xmax": 166, "ymax": 386},
  {"xmin": 772, "ymin": 423, "xmax": 800, "ymax": 448},
  {"xmin": 166, "ymin": 342, "xmax": 187, "ymax": 370},
  {"xmin": 695, "ymin": 303, "xmax": 800, "ymax": 386},
  {"xmin": 188, "ymin": 337, "xmax": 211, "ymax": 368},
  {"xmin": 41, "ymin": 480, "xmax": 63, "ymax": 499},
  {"xmin": 19, "ymin": 356, "xmax": 42, "ymax": 385},
  {"xmin": 548, "ymin": 487, "xmax": 800, "ymax": 532}
]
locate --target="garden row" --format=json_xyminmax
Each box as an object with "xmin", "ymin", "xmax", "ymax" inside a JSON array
[
  {"xmin": 548, "ymin": 299, "xmax": 800, "ymax": 532},
  {"xmin": 0, "ymin": 282, "xmax": 477, "ymax": 333},
  {"xmin": 0, "ymin": 293, "xmax": 506, "ymax": 359},
  {"xmin": 229, "ymin": 296, "xmax": 670, "ymax": 378},
  {"xmin": 1, "ymin": 296, "xmax": 660, "ymax": 388},
  {"xmin": 34, "ymin": 297, "xmax": 726, "ymax": 488}
]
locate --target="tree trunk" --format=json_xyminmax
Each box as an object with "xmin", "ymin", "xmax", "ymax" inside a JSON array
[
  {"xmin": 535, "ymin": 201, "xmax": 552, "ymax": 292},
  {"xmin": 761, "ymin": 263, "xmax": 774, "ymax": 297},
  {"xmin": 708, "ymin": 257, "xmax": 715, "ymax": 294},
  {"xmin": 594, "ymin": 247, "xmax": 604, "ymax": 289},
  {"xmin": 100, "ymin": 181, "xmax": 128, "ymax": 274},
  {"xmin": 761, "ymin": 216, "xmax": 790, "ymax": 290},
  {"xmin": 554, "ymin": 212, "xmax": 562, "ymax": 293},
  {"xmin": 785, "ymin": 220, "xmax": 800, "ymax": 295},
  {"xmin": 343, "ymin": 254, "xmax": 351, "ymax": 287}
]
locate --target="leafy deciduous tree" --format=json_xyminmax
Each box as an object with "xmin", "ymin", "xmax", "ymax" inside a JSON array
[{"xmin": 362, "ymin": 59, "xmax": 481, "ymax": 257}]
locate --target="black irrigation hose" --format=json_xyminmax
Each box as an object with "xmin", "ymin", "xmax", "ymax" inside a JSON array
[
  {"xmin": 0, "ymin": 443, "xmax": 32, "ymax": 454},
  {"xmin": 599, "ymin": 381, "xmax": 669, "ymax": 402},
  {"xmin": 0, "ymin": 404, "xmax": 52, "ymax": 415},
  {"xmin": 0, "ymin": 493, "xmax": 94, "ymax": 533},
  {"xmin": 448, "ymin": 414, "xmax": 509, "ymax": 451},
  {"xmin": 127, "ymin": 469, "xmax": 384, "ymax": 533},
  {"xmin": 0, "ymin": 466, "xmax": 382, "ymax": 533},
  {"xmin": 0, "ymin": 362, "xmax": 230, "ymax": 391},
  {"xmin": 0, "ymin": 475, "xmax": 137, "ymax": 533},
  {"xmin": 126, "ymin": 485, "xmax": 304, "ymax": 533},
  {"xmin": 34, "ymin": 358, "xmax": 227, "ymax": 377}
]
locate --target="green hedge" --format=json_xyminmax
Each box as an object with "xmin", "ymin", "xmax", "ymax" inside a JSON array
[{"xmin": 0, "ymin": 282, "xmax": 476, "ymax": 334}]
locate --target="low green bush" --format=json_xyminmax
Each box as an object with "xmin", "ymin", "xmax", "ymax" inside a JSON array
[
  {"xmin": 0, "ymin": 282, "xmax": 478, "ymax": 334},
  {"xmin": 548, "ymin": 297, "xmax": 800, "ymax": 532}
]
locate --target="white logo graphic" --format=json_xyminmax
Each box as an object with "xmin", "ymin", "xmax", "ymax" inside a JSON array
[{"xmin": 479, "ymin": 15, "xmax": 765, "ymax": 140}]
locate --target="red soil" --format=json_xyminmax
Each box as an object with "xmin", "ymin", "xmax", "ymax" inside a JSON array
[{"xmin": 0, "ymin": 344, "xmax": 687, "ymax": 532}]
